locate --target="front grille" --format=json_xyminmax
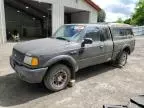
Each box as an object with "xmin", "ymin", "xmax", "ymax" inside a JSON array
[{"xmin": 12, "ymin": 49, "xmax": 25, "ymax": 63}]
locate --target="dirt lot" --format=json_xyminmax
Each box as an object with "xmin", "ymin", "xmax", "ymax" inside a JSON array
[{"xmin": 0, "ymin": 37, "xmax": 144, "ymax": 108}]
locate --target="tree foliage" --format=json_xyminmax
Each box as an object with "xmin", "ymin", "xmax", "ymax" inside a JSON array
[
  {"xmin": 97, "ymin": 9, "xmax": 106, "ymax": 22},
  {"xmin": 116, "ymin": 18, "xmax": 123, "ymax": 23},
  {"xmin": 117, "ymin": 0, "xmax": 144, "ymax": 25},
  {"xmin": 131, "ymin": 0, "xmax": 144, "ymax": 25},
  {"xmin": 124, "ymin": 18, "xmax": 131, "ymax": 24}
]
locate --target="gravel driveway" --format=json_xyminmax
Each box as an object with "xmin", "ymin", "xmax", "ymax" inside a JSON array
[{"xmin": 0, "ymin": 37, "xmax": 144, "ymax": 108}]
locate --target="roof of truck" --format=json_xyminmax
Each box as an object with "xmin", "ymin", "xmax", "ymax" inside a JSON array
[
  {"xmin": 107, "ymin": 23, "xmax": 132, "ymax": 27},
  {"xmin": 65, "ymin": 23, "xmax": 132, "ymax": 28}
]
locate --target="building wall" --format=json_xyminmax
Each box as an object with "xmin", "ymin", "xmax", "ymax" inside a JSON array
[
  {"xmin": 0, "ymin": 0, "xmax": 98, "ymax": 44},
  {"xmin": 38, "ymin": 0, "xmax": 98, "ymax": 33},
  {"xmin": 0, "ymin": 0, "xmax": 6, "ymax": 44}
]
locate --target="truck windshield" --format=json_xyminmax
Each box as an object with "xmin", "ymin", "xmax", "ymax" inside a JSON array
[{"xmin": 53, "ymin": 25, "xmax": 85, "ymax": 42}]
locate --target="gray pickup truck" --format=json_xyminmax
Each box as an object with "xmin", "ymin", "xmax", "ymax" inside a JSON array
[{"xmin": 10, "ymin": 23, "xmax": 135, "ymax": 92}]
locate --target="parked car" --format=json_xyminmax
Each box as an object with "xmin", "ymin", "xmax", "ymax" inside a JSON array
[{"xmin": 10, "ymin": 23, "xmax": 135, "ymax": 92}]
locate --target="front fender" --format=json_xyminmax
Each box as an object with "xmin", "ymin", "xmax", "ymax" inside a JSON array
[{"xmin": 43, "ymin": 55, "xmax": 78, "ymax": 72}]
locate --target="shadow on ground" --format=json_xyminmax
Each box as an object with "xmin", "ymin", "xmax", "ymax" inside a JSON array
[
  {"xmin": 76, "ymin": 63, "xmax": 115, "ymax": 82},
  {"xmin": 0, "ymin": 63, "xmax": 116, "ymax": 107}
]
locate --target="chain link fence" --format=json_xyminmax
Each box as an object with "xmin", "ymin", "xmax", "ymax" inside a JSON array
[{"xmin": 133, "ymin": 26, "xmax": 144, "ymax": 36}]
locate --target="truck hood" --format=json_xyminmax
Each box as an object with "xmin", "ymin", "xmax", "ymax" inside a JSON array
[{"xmin": 14, "ymin": 38, "xmax": 80, "ymax": 56}]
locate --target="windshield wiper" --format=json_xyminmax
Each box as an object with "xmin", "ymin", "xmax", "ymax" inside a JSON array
[{"xmin": 56, "ymin": 37, "xmax": 70, "ymax": 42}]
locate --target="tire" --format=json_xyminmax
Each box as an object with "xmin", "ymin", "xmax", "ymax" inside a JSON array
[
  {"xmin": 44, "ymin": 64, "xmax": 71, "ymax": 92},
  {"xmin": 114, "ymin": 51, "xmax": 128, "ymax": 68}
]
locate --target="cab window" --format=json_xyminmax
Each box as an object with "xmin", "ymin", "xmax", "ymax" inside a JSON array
[
  {"xmin": 85, "ymin": 26, "xmax": 101, "ymax": 42},
  {"xmin": 125, "ymin": 29, "xmax": 133, "ymax": 38},
  {"xmin": 101, "ymin": 28, "xmax": 111, "ymax": 41},
  {"xmin": 111, "ymin": 28, "xmax": 127, "ymax": 40}
]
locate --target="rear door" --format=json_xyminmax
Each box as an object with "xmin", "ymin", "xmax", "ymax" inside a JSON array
[{"xmin": 101, "ymin": 27, "xmax": 114, "ymax": 61}]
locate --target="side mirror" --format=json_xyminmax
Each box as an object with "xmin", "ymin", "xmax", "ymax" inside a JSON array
[{"xmin": 81, "ymin": 38, "xmax": 93, "ymax": 47}]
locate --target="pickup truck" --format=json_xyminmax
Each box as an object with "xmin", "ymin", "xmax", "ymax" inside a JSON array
[{"xmin": 10, "ymin": 23, "xmax": 135, "ymax": 92}]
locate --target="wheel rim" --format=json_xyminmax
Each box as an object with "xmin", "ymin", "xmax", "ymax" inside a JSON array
[
  {"xmin": 120, "ymin": 52, "xmax": 127, "ymax": 66},
  {"xmin": 51, "ymin": 69, "xmax": 68, "ymax": 89}
]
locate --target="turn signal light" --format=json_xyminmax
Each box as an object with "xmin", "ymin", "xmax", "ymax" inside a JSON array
[{"xmin": 31, "ymin": 57, "xmax": 39, "ymax": 66}]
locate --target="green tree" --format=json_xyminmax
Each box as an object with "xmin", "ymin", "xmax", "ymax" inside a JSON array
[
  {"xmin": 97, "ymin": 9, "xmax": 106, "ymax": 22},
  {"xmin": 124, "ymin": 18, "xmax": 131, "ymax": 24},
  {"xmin": 131, "ymin": 0, "xmax": 144, "ymax": 25},
  {"xmin": 116, "ymin": 18, "xmax": 123, "ymax": 23}
]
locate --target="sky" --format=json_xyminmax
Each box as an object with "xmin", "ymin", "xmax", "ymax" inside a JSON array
[{"xmin": 92, "ymin": 0, "xmax": 138, "ymax": 22}]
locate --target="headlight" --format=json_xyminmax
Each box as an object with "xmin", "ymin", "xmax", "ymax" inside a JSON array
[{"xmin": 24, "ymin": 56, "xmax": 39, "ymax": 66}]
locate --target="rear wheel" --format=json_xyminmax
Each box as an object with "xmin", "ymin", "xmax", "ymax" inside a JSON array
[
  {"xmin": 44, "ymin": 64, "xmax": 71, "ymax": 92},
  {"xmin": 114, "ymin": 51, "xmax": 128, "ymax": 68}
]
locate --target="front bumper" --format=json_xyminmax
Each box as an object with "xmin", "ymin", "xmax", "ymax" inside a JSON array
[{"xmin": 10, "ymin": 56, "xmax": 48, "ymax": 83}]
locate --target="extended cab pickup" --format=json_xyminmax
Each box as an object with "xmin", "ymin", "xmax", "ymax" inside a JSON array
[{"xmin": 10, "ymin": 23, "xmax": 135, "ymax": 92}]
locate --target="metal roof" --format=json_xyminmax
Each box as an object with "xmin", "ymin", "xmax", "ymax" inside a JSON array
[{"xmin": 85, "ymin": 0, "xmax": 101, "ymax": 12}]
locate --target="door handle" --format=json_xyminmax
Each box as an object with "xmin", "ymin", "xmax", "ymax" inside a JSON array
[
  {"xmin": 99, "ymin": 45, "xmax": 104, "ymax": 48},
  {"xmin": 70, "ymin": 51, "xmax": 77, "ymax": 55}
]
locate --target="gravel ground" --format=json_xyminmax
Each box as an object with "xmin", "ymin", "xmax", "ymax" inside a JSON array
[{"xmin": 0, "ymin": 37, "xmax": 144, "ymax": 108}]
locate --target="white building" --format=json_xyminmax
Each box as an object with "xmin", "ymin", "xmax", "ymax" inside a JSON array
[{"xmin": 0, "ymin": 0, "xmax": 101, "ymax": 44}]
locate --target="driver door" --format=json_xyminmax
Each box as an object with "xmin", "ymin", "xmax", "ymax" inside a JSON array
[{"xmin": 78, "ymin": 26, "xmax": 105, "ymax": 69}]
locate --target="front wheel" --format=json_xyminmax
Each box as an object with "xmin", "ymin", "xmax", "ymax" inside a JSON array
[
  {"xmin": 44, "ymin": 64, "xmax": 71, "ymax": 92},
  {"xmin": 114, "ymin": 51, "xmax": 128, "ymax": 68}
]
